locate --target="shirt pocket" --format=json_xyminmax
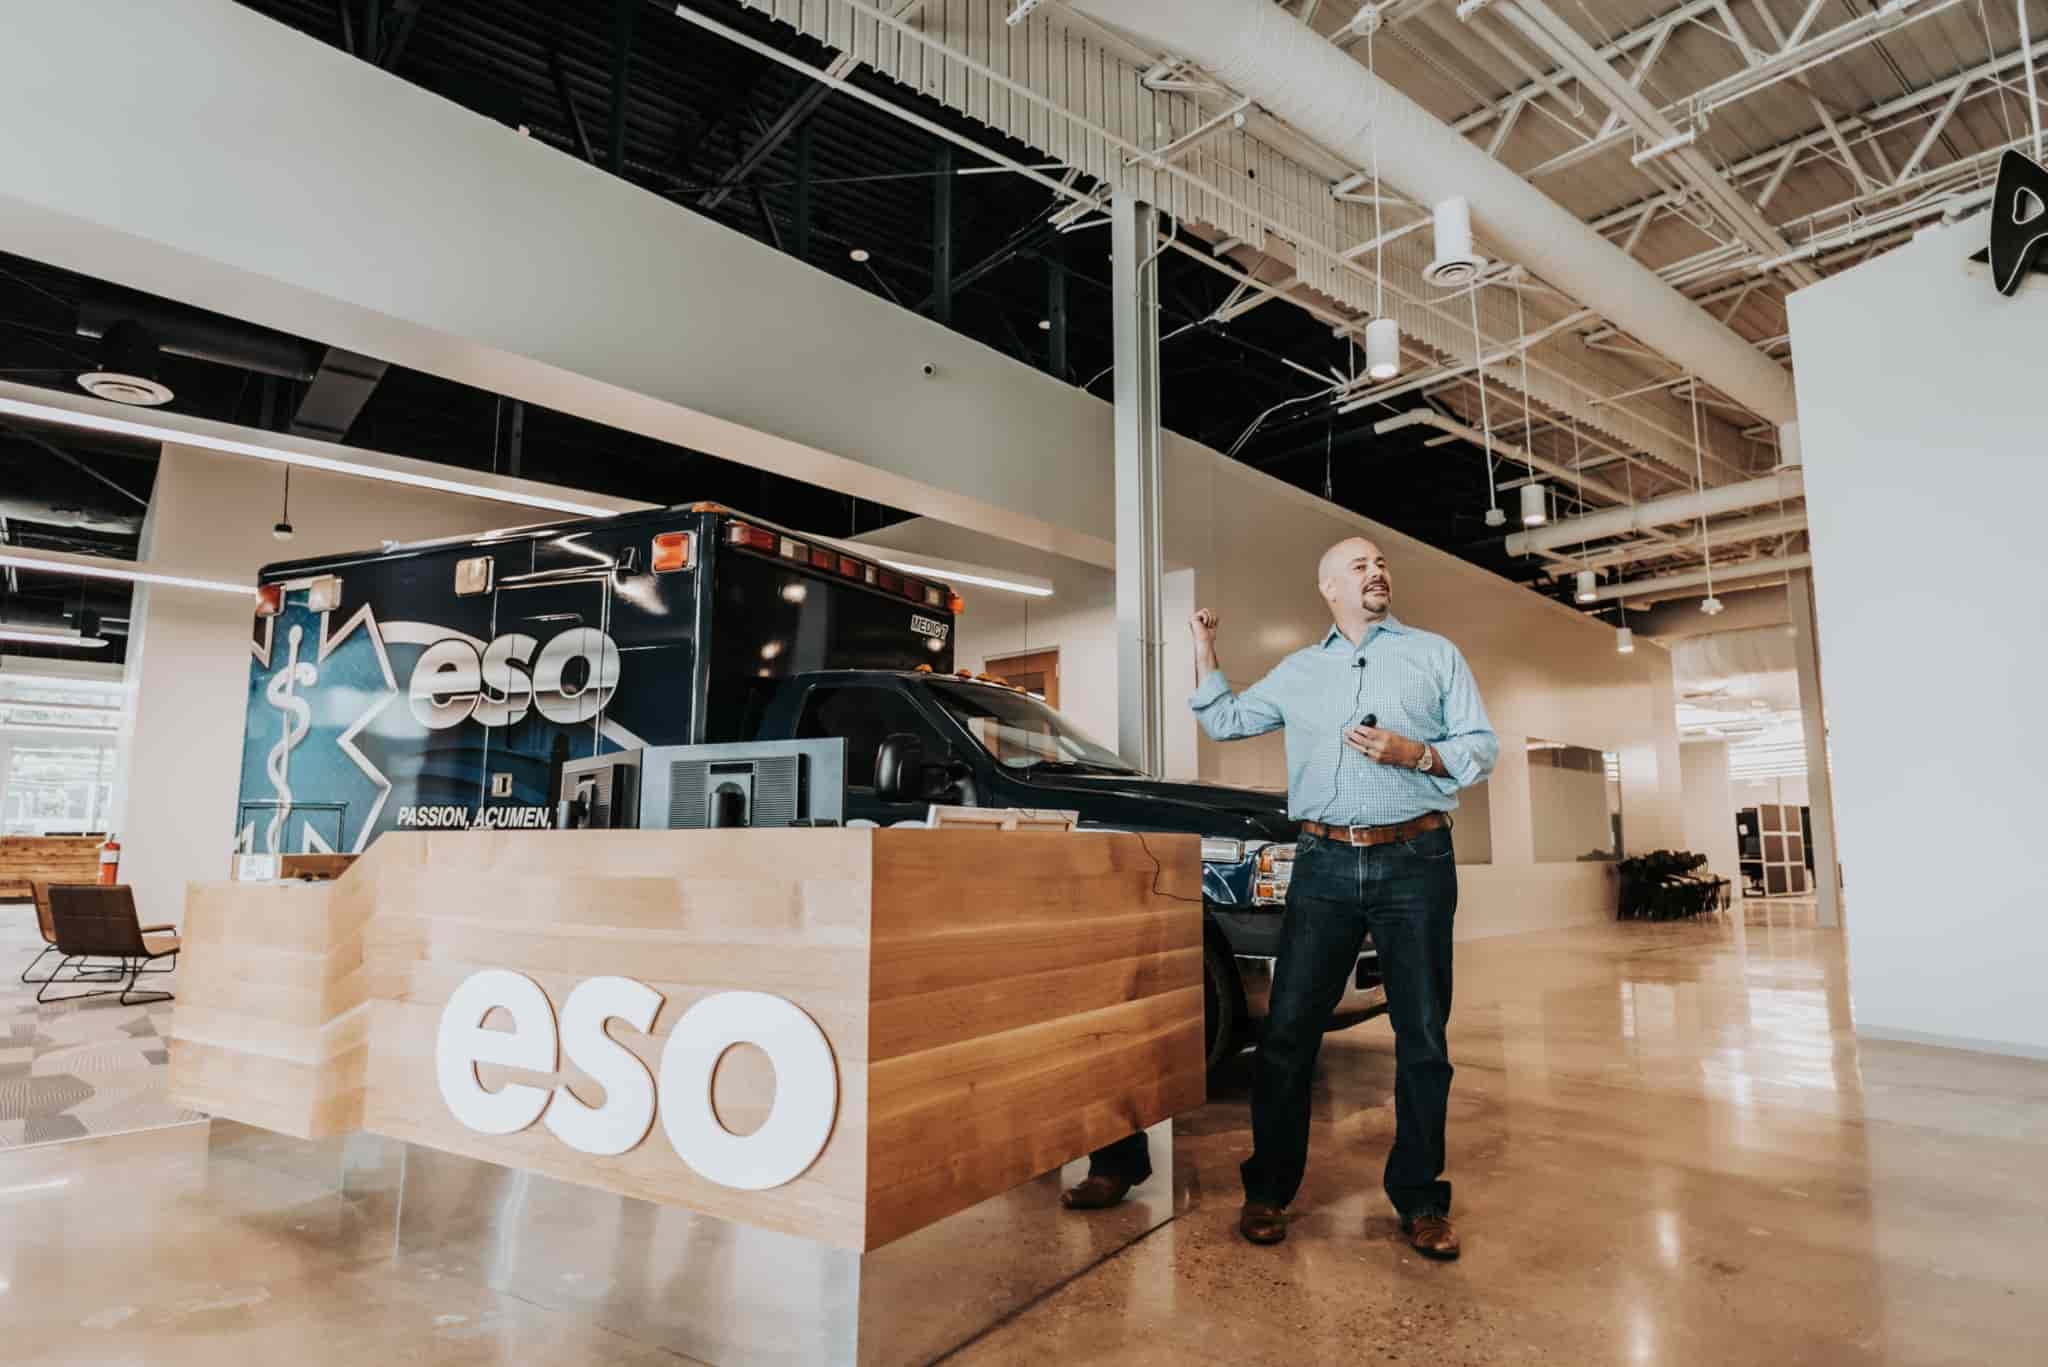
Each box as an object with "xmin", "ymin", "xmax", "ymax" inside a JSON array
[{"xmin": 1390, "ymin": 657, "xmax": 1444, "ymax": 734}]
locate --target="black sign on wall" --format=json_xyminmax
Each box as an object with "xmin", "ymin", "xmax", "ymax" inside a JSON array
[{"xmin": 1989, "ymin": 149, "xmax": 2048, "ymax": 296}]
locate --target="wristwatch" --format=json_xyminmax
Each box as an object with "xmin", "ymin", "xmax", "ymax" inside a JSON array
[{"xmin": 1415, "ymin": 745, "xmax": 1435, "ymax": 774}]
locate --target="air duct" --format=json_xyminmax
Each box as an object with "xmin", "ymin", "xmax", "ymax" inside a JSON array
[
  {"xmin": 1374, "ymin": 409, "xmax": 1635, "ymax": 506},
  {"xmin": 78, "ymin": 290, "xmax": 321, "ymax": 382},
  {"xmin": 1582, "ymin": 553, "xmax": 1812, "ymax": 605},
  {"xmin": 1066, "ymin": 0, "xmax": 1799, "ymax": 424},
  {"xmin": 1505, "ymin": 469, "xmax": 1805, "ymax": 556}
]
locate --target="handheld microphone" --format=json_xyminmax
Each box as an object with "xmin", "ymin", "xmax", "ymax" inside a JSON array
[{"xmin": 1361, "ymin": 713, "xmax": 1377, "ymax": 728}]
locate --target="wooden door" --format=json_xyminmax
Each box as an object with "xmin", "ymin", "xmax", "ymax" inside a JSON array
[{"xmin": 983, "ymin": 648, "xmax": 1059, "ymax": 706}]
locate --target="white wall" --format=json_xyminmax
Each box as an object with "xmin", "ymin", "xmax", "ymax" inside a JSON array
[
  {"xmin": 117, "ymin": 445, "xmax": 526, "ymax": 921},
  {"xmin": 1788, "ymin": 218, "xmax": 2048, "ymax": 1058},
  {"xmin": 1732, "ymin": 776, "xmax": 1808, "ymax": 809},
  {"xmin": 1528, "ymin": 765, "xmax": 1613, "ymax": 863},
  {"xmin": 1679, "ymin": 740, "xmax": 1742, "ymax": 892}
]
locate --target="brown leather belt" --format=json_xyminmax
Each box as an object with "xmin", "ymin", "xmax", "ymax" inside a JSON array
[{"xmin": 1298, "ymin": 811, "xmax": 1449, "ymax": 848}]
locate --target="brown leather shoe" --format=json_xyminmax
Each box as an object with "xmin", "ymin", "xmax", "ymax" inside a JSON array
[
  {"xmin": 1239, "ymin": 1201, "xmax": 1287, "ymax": 1245},
  {"xmin": 1403, "ymin": 1213, "xmax": 1461, "ymax": 1261},
  {"xmin": 1061, "ymin": 1176, "xmax": 1133, "ymax": 1211}
]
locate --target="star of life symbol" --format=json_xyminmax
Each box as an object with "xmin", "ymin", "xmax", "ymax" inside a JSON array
[
  {"xmin": 250, "ymin": 598, "xmax": 402, "ymax": 855},
  {"xmin": 263, "ymin": 624, "xmax": 318, "ymax": 854}
]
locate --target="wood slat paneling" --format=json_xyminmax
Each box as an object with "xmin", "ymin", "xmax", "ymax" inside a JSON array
[
  {"xmin": 167, "ymin": 828, "xmax": 1203, "ymax": 1253},
  {"xmin": 0, "ymin": 836, "xmax": 101, "ymax": 901},
  {"xmin": 863, "ymin": 830, "xmax": 1204, "ymax": 1248}
]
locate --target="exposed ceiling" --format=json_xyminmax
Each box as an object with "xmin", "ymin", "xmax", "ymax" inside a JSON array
[{"xmin": 4, "ymin": 0, "xmax": 2035, "ymax": 658}]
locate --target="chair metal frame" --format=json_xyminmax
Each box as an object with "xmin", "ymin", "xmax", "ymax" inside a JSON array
[{"xmin": 34, "ymin": 884, "xmax": 179, "ymax": 1007}]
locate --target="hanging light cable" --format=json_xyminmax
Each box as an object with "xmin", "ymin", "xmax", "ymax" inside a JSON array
[
  {"xmin": 1470, "ymin": 281, "xmax": 1503, "ymax": 527},
  {"xmin": 1617, "ymin": 458, "xmax": 1636, "ymax": 654},
  {"xmin": 272, "ymin": 465, "xmax": 294, "ymax": 542},
  {"xmin": 1513, "ymin": 272, "xmax": 1545, "ymax": 526},
  {"xmin": 1571, "ymin": 410, "xmax": 1596, "ymax": 601},
  {"xmin": 1363, "ymin": 16, "xmax": 1401, "ymax": 380},
  {"xmin": 1689, "ymin": 375, "xmax": 1722, "ymax": 615}
]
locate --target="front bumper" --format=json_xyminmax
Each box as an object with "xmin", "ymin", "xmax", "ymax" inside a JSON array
[{"xmin": 1235, "ymin": 953, "xmax": 1387, "ymax": 1023}]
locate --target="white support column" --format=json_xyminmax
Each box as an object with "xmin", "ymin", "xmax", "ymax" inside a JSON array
[
  {"xmin": 1111, "ymin": 193, "xmax": 1165, "ymax": 776},
  {"xmin": 1787, "ymin": 568, "xmax": 1842, "ymax": 927}
]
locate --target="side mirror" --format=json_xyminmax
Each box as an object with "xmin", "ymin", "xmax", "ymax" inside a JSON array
[{"xmin": 874, "ymin": 733, "xmax": 926, "ymax": 803}]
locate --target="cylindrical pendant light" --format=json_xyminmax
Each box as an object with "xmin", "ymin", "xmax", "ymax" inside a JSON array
[
  {"xmin": 1365, "ymin": 316, "xmax": 1401, "ymax": 380},
  {"xmin": 1484, "ymin": 507, "xmax": 1506, "ymax": 527},
  {"xmin": 1519, "ymin": 482, "xmax": 1548, "ymax": 527},
  {"xmin": 1575, "ymin": 569, "xmax": 1597, "ymax": 603},
  {"xmin": 1616, "ymin": 626, "xmax": 1635, "ymax": 655},
  {"xmin": 1700, "ymin": 595, "xmax": 1725, "ymax": 616},
  {"xmin": 1425, "ymin": 197, "xmax": 1484, "ymax": 287}
]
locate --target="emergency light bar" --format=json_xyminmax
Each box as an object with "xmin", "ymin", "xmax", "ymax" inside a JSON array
[{"xmin": 723, "ymin": 519, "xmax": 961, "ymax": 613}]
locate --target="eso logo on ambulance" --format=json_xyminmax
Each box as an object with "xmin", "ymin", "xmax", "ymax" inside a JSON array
[
  {"xmin": 436, "ymin": 970, "xmax": 837, "ymax": 1191},
  {"xmin": 409, "ymin": 628, "xmax": 622, "ymax": 731}
]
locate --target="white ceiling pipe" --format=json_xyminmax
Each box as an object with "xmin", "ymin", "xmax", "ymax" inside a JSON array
[
  {"xmin": 1373, "ymin": 409, "xmax": 1634, "ymax": 506},
  {"xmin": 1505, "ymin": 469, "xmax": 1804, "ymax": 556},
  {"xmin": 1585, "ymin": 554, "xmax": 1813, "ymax": 605},
  {"xmin": 1066, "ymin": 0, "xmax": 1799, "ymax": 424},
  {"xmin": 1554, "ymin": 509, "xmax": 1809, "ymax": 571}
]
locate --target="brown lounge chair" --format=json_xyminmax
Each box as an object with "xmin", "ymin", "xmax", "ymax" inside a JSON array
[
  {"xmin": 37, "ymin": 884, "xmax": 180, "ymax": 1007},
  {"xmin": 21, "ymin": 880, "xmax": 174, "ymax": 986}
]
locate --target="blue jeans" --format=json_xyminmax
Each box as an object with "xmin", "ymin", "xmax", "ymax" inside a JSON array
[{"xmin": 1240, "ymin": 823, "xmax": 1458, "ymax": 1220}]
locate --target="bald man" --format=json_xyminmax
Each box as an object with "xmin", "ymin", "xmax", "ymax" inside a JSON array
[{"xmin": 1193, "ymin": 537, "xmax": 1496, "ymax": 1256}]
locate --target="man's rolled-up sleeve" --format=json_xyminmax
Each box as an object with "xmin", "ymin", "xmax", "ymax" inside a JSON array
[
  {"xmin": 1429, "ymin": 647, "xmax": 1498, "ymax": 792},
  {"xmin": 1189, "ymin": 667, "xmax": 1286, "ymax": 741}
]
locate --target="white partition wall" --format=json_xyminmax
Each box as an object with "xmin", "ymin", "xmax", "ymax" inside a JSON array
[
  {"xmin": 1789, "ymin": 218, "xmax": 2048, "ymax": 1058},
  {"xmin": 116, "ymin": 446, "xmax": 535, "ymax": 920},
  {"xmin": 1680, "ymin": 740, "xmax": 1741, "ymax": 895}
]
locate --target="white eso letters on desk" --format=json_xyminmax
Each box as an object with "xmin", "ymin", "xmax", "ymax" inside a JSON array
[{"xmin": 436, "ymin": 970, "xmax": 838, "ymax": 1191}]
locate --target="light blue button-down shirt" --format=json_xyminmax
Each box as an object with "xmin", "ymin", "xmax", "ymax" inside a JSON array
[{"xmin": 1189, "ymin": 615, "xmax": 1499, "ymax": 826}]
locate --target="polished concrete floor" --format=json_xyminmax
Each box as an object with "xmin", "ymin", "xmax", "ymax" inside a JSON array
[{"xmin": 3, "ymin": 907, "xmax": 2044, "ymax": 1364}]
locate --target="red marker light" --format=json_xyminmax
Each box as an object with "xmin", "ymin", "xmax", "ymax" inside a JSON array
[{"xmin": 725, "ymin": 523, "xmax": 777, "ymax": 552}]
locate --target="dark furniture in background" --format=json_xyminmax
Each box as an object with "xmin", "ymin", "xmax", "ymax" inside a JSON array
[
  {"xmin": 1618, "ymin": 852, "xmax": 1732, "ymax": 921},
  {"xmin": 1736, "ymin": 804, "xmax": 1810, "ymax": 896}
]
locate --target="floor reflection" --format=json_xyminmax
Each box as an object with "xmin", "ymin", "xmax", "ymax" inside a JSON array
[
  {"xmin": 0, "ymin": 910, "xmax": 2043, "ymax": 1364},
  {"xmin": 957, "ymin": 908, "xmax": 2048, "ymax": 1365}
]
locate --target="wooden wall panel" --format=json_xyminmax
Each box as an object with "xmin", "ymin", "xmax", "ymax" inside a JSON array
[
  {"xmin": 0, "ymin": 836, "xmax": 101, "ymax": 902},
  {"xmin": 863, "ymin": 830, "xmax": 1205, "ymax": 1249},
  {"xmin": 166, "ymin": 874, "xmax": 375, "ymax": 1138}
]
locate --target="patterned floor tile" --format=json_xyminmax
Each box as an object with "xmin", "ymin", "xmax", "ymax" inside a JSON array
[
  {"xmin": 24, "ymin": 1113, "xmax": 87, "ymax": 1144},
  {"xmin": 0, "ymin": 921, "xmax": 199, "ymax": 1151}
]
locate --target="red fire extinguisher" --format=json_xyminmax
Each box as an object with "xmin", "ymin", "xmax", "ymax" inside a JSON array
[{"xmin": 97, "ymin": 834, "xmax": 121, "ymax": 887}]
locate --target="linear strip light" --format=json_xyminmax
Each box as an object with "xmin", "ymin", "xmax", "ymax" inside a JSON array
[
  {"xmin": 869, "ymin": 556, "xmax": 1055, "ymax": 599},
  {"xmin": 0, "ymin": 628, "xmax": 107, "ymax": 650},
  {"xmin": 0, "ymin": 392, "xmax": 622, "ymax": 519},
  {"xmin": 0, "ymin": 549, "xmax": 251, "ymax": 597}
]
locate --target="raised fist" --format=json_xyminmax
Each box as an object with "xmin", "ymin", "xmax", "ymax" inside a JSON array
[{"xmin": 1190, "ymin": 609, "xmax": 1218, "ymax": 645}]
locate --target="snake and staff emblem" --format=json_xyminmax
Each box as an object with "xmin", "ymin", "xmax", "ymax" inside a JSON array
[{"xmin": 264, "ymin": 624, "xmax": 318, "ymax": 853}]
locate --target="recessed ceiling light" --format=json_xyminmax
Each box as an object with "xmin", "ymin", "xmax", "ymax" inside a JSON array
[
  {"xmin": 849, "ymin": 248, "xmax": 871, "ymax": 263},
  {"xmin": 1038, "ymin": 319, "xmax": 1052, "ymax": 331}
]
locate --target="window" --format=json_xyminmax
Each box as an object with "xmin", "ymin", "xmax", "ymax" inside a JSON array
[
  {"xmin": 922, "ymin": 680, "xmax": 1135, "ymax": 775},
  {"xmin": 1, "ymin": 674, "xmax": 122, "ymax": 835},
  {"xmin": 794, "ymin": 686, "xmax": 937, "ymax": 790},
  {"xmin": 1526, "ymin": 740, "xmax": 1622, "ymax": 862},
  {"xmin": 3, "ymin": 744, "xmax": 117, "ymax": 835}
]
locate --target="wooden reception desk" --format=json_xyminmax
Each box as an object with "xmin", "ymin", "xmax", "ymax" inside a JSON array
[{"xmin": 167, "ymin": 828, "xmax": 1204, "ymax": 1255}]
